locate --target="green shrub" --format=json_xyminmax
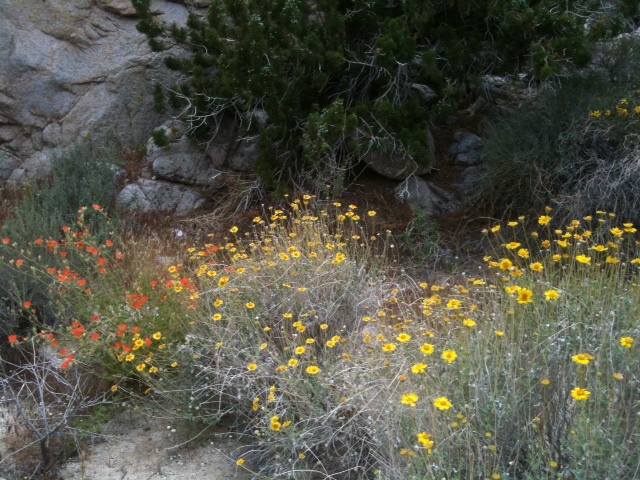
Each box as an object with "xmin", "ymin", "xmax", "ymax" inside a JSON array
[
  {"xmin": 132, "ymin": 0, "xmax": 633, "ymax": 188},
  {"xmin": 0, "ymin": 147, "xmax": 120, "ymax": 337},
  {"xmin": 477, "ymin": 68, "xmax": 640, "ymax": 223}
]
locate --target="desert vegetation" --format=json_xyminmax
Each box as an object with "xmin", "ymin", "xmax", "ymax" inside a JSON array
[
  {"xmin": 2, "ymin": 1, "xmax": 640, "ymax": 479},
  {"xmin": 2, "ymin": 175, "xmax": 639, "ymax": 477}
]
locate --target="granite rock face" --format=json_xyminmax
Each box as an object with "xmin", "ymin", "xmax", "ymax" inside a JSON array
[
  {"xmin": 0, "ymin": 0, "xmax": 193, "ymax": 185},
  {"xmin": 150, "ymin": 137, "xmax": 225, "ymax": 188},
  {"xmin": 117, "ymin": 179, "xmax": 209, "ymax": 217}
]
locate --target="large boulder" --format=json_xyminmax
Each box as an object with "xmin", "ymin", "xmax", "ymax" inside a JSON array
[
  {"xmin": 117, "ymin": 179, "xmax": 208, "ymax": 217},
  {"xmin": 0, "ymin": 0, "xmax": 194, "ymax": 186},
  {"xmin": 396, "ymin": 176, "xmax": 459, "ymax": 216},
  {"xmin": 362, "ymin": 135, "xmax": 435, "ymax": 181},
  {"xmin": 150, "ymin": 137, "xmax": 225, "ymax": 188}
]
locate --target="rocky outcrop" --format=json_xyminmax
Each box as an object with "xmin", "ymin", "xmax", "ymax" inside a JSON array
[
  {"xmin": 362, "ymin": 137, "xmax": 435, "ymax": 181},
  {"xmin": 396, "ymin": 176, "xmax": 458, "ymax": 216},
  {"xmin": 116, "ymin": 119, "xmax": 262, "ymax": 217},
  {"xmin": 0, "ymin": 0, "xmax": 196, "ymax": 186},
  {"xmin": 150, "ymin": 137, "xmax": 225, "ymax": 188},
  {"xmin": 117, "ymin": 179, "xmax": 209, "ymax": 217}
]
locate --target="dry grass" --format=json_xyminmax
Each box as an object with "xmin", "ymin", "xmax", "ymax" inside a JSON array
[{"xmin": 3, "ymin": 196, "xmax": 640, "ymax": 479}]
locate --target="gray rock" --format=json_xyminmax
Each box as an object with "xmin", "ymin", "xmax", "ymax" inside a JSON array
[
  {"xmin": 97, "ymin": 0, "xmax": 138, "ymax": 17},
  {"xmin": 205, "ymin": 142, "xmax": 231, "ymax": 169},
  {"xmin": 396, "ymin": 176, "xmax": 458, "ymax": 216},
  {"xmin": 228, "ymin": 137, "xmax": 259, "ymax": 172},
  {"xmin": 0, "ymin": 125, "xmax": 21, "ymax": 143},
  {"xmin": 150, "ymin": 137, "xmax": 224, "ymax": 188},
  {"xmin": 449, "ymin": 132, "xmax": 483, "ymax": 155},
  {"xmin": 362, "ymin": 132, "xmax": 435, "ymax": 180},
  {"xmin": 245, "ymin": 108, "xmax": 268, "ymax": 128},
  {"xmin": 455, "ymin": 151, "xmax": 486, "ymax": 167},
  {"xmin": 363, "ymin": 151, "xmax": 432, "ymax": 180},
  {"xmin": 147, "ymin": 120, "xmax": 188, "ymax": 157},
  {"xmin": 0, "ymin": 0, "xmax": 189, "ymax": 185},
  {"xmin": 117, "ymin": 179, "xmax": 207, "ymax": 217},
  {"xmin": 453, "ymin": 165, "xmax": 486, "ymax": 196},
  {"xmin": 6, "ymin": 151, "xmax": 54, "ymax": 184},
  {"xmin": 411, "ymin": 83, "xmax": 439, "ymax": 103},
  {"xmin": 169, "ymin": 0, "xmax": 212, "ymax": 6},
  {"xmin": 465, "ymin": 96, "xmax": 487, "ymax": 116},
  {"xmin": 204, "ymin": 121, "xmax": 237, "ymax": 168},
  {"xmin": 0, "ymin": 149, "xmax": 21, "ymax": 183},
  {"xmin": 480, "ymin": 75, "xmax": 510, "ymax": 99}
]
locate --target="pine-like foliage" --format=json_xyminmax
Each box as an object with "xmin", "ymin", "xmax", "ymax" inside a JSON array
[{"xmin": 132, "ymin": 0, "xmax": 637, "ymax": 187}]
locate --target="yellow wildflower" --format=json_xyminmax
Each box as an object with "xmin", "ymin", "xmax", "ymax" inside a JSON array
[
  {"xmin": 571, "ymin": 387, "xmax": 591, "ymax": 401},
  {"xmin": 401, "ymin": 393, "xmax": 419, "ymax": 407},
  {"xmin": 441, "ymin": 349, "xmax": 457, "ymax": 363},
  {"xmin": 434, "ymin": 397, "xmax": 453, "ymax": 411},
  {"xmin": 411, "ymin": 363, "xmax": 428, "ymax": 374},
  {"xmin": 420, "ymin": 343, "xmax": 435, "ymax": 355},
  {"xmin": 620, "ymin": 337, "xmax": 634, "ymax": 349},
  {"xmin": 572, "ymin": 353, "xmax": 594, "ymax": 365},
  {"xmin": 417, "ymin": 432, "xmax": 434, "ymax": 449}
]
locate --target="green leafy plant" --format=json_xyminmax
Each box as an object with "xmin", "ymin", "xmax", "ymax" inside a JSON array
[{"xmin": 403, "ymin": 208, "xmax": 441, "ymax": 262}]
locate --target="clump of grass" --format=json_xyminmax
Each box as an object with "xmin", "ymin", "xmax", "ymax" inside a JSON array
[
  {"xmin": 4, "ymin": 198, "xmax": 640, "ymax": 479},
  {"xmin": 478, "ymin": 65, "xmax": 640, "ymax": 224},
  {"xmin": 403, "ymin": 208, "xmax": 441, "ymax": 263},
  {"xmin": 147, "ymin": 197, "xmax": 392, "ymax": 476},
  {"xmin": 158, "ymin": 201, "xmax": 639, "ymax": 478}
]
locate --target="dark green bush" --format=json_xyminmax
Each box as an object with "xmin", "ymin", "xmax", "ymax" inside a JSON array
[{"xmin": 132, "ymin": 0, "xmax": 632, "ymax": 189}]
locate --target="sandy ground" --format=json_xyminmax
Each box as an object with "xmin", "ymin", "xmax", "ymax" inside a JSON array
[
  {"xmin": 57, "ymin": 410, "xmax": 251, "ymax": 480},
  {"xmin": 0, "ymin": 402, "xmax": 250, "ymax": 480}
]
